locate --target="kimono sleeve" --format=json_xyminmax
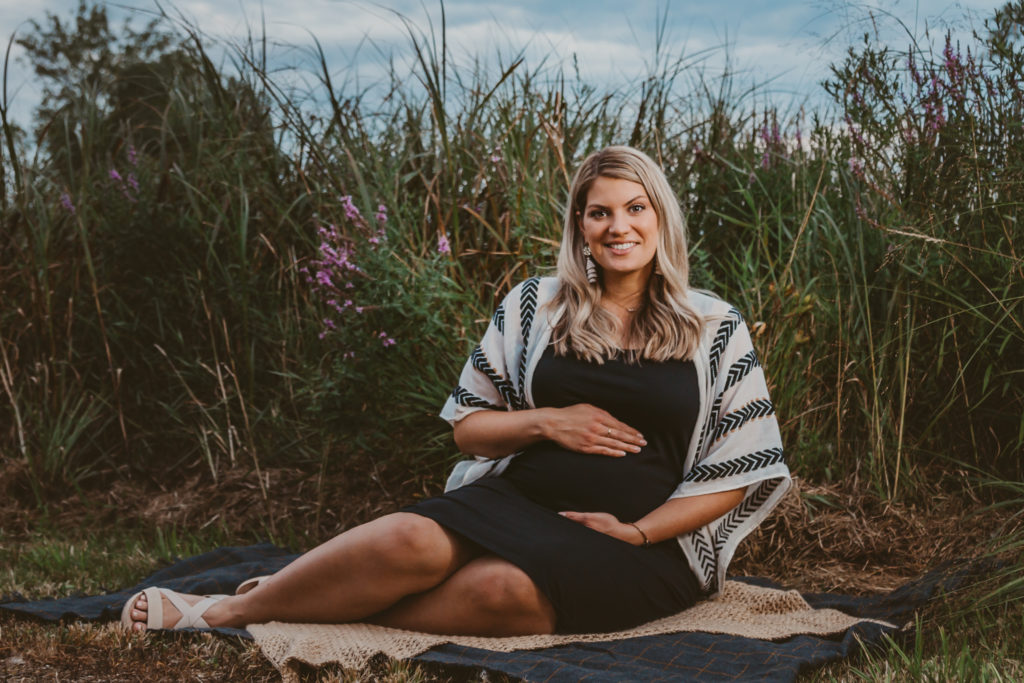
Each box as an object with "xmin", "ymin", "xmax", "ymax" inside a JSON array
[
  {"xmin": 672, "ymin": 309, "xmax": 792, "ymax": 593},
  {"xmin": 439, "ymin": 288, "xmax": 521, "ymax": 426}
]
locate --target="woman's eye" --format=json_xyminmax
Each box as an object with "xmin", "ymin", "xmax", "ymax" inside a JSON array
[
  {"xmin": 588, "ymin": 210, "xmax": 607, "ymax": 219},
  {"xmin": 629, "ymin": 204, "xmax": 646, "ymax": 213}
]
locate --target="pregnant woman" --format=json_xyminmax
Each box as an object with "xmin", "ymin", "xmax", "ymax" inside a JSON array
[{"xmin": 123, "ymin": 145, "xmax": 791, "ymax": 636}]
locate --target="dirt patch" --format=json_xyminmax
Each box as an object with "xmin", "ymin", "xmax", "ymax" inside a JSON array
[
  {"xmin": 731, "ymin": 475, "xmax": 1019, "ymax": 594},
  {"xmin": 0, "ymin": 454, "xmax": 435, "ymax": 548}
]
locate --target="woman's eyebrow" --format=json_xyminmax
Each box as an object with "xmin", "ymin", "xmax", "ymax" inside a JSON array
[{"xmin": 585, "ymin": 194, "xmax": 648, "ymax": 210}]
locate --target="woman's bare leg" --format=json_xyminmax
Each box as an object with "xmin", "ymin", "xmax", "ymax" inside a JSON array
[
  {"xmin": 127, "ymin": 512, "xmax": 479, "ymax": 631},
  {"xmin": 370, "ymin": 555, "xmax": 557, "ymax": 636}
]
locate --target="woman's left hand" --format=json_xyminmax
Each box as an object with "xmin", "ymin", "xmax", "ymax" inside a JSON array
[{"xmin": 558, "ymin": 511, "xmax": 644, "ymax": 545}]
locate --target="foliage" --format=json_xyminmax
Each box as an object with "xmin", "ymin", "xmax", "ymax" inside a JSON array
[
  {"xmin": 0, "ymin": 1, "xmax": 1021, "ymax": 504},
  {"xmin": 817, "ymin": 8, "xmax": 1024, "ymax": 493}
]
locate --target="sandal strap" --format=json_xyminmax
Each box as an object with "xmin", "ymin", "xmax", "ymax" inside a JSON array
[{"xmin": 146, "ymin": 587, "xmax": 227, "ymax": 629}]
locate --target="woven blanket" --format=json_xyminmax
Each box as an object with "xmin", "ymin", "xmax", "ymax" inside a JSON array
[
  {"xmin": 0, "ymin": 544, "xmax": 976, "ymax": 683},
  {"xmin": 249, "ymin": 580, "xmax": 894, "ymax": 681}
]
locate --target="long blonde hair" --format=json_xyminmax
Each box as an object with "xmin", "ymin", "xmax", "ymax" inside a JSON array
[{"xmin": 550, "ymin": 146, "xmax": 704, "ymax": 362}]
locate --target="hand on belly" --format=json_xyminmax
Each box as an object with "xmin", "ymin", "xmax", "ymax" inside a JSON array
[
  {"xmin": 559, "ymin": 511, "xmax": 643, "ymax": 545},
  {"xmin": 541, "ymin": 403, "xmax": 646, "ymax": 457}
]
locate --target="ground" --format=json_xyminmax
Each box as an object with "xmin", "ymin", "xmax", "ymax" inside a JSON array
[{"xmin": 0, "ymin": 456, "xmax": 1020, "ymax": 681}]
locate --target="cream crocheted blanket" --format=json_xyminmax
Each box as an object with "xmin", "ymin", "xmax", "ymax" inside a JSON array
[{"xmin": 249, "ymin": 580, "xmax": 896, "ymax": 680}]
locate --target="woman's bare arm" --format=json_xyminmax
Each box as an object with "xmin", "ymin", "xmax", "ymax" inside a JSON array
[{"xmin": 453, "ymin": 404, "xmax": 647, "ymax": 460}]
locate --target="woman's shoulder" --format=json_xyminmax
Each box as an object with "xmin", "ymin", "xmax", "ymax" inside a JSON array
[
  {"xmin": 500, "ymin": 275, "xmax": 560, "ymax": 305},
  {"xmin": 685, "ymin": 288, "xmax": 739, "ymax": 318}
]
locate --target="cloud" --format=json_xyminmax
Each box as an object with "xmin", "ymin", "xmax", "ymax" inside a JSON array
[{"xmin": 0, "ymin": 0, "xmax": 1000, "ymax": 127}]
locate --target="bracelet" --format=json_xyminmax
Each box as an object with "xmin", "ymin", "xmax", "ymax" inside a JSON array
[{"xmin": 628, "ymin": 522, "xmax": 651, "ymax": 548}]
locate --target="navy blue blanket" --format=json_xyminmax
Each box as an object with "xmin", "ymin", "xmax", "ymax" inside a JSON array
[{"xmin": 0, "ymin": 544, "xmax": 968, "ymax": 682}]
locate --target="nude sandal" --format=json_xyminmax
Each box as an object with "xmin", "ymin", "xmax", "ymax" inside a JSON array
[
  {"xmin": 120, "ymin": 587, "xmax": 228, "ymax": 631},
  {"xmin": 234, "ymin": 574, "xmax": 272, "ymax": 595}
]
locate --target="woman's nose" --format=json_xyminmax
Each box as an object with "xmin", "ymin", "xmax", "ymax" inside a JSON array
[{"xmin": 608, "ymin": 211, "xmax": 630, "ymax": 233}]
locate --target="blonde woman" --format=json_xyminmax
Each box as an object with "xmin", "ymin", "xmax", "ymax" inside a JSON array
[{"xmin": 123, "ymin": 146, "xmax": 791, "ymax": 636}]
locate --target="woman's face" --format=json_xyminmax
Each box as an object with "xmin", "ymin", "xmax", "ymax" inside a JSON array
[{"xmin": 579, "ymin": 176, "xmax": 659, "ymax": 284}]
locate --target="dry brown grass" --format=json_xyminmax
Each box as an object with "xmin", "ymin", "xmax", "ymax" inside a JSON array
[
  {"xmin": 0, "ymin": 613, "xmax": 277, "ymax": 681},
  {"xmin": 2, "ymin": 461, "xmax": 1018, "ymax": 681},
  {"xmin": 733, "ymin": 475, "xmax": 1018, "ymax": 594}
]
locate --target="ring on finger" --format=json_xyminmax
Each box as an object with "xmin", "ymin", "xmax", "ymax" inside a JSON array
[{"xmin": 606, "ymin": 427, "xmax": 612, "ymax": 437}]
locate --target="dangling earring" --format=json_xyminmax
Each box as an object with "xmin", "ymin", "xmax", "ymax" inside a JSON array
[{"xmin": 582, "ymin": 244, "xmax": 598, "ymax": 284}]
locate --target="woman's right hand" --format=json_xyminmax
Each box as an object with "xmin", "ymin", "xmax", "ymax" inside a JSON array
[
  {"xmin": 453, "ymin": 403, "xmax": 645, "ymax": 460},
  {"xmin": 544, "ymin": 403, "xmax": 645, "ymax": 457}
]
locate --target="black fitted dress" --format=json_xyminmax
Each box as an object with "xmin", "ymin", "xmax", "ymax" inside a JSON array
[{"xmin": 408, "ymin": 345, "xmax": 703, "ymax": 633}]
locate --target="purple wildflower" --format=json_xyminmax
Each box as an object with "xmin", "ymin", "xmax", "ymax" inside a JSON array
[
  {"xmin": 316, "ymin": 270, "xmax": 334, "ymax": 288},
  {"xmin": 907, "ymin": 53, "xmax": 922, "ymax": 87},
  {"xmin": 923, "ymin": 99, "xmax": 946, "ymax": 132},
  {"xmin": 128, "ymin": 145, "xmax": 138, "ymax": 166},
  {"xmin": 759, "ymin": 120, "xmax": 781, "ymax": 147},
  {"xmin": 490, "ymin": 153, "xmax": 501, "ymax": 164},
  {"xmin": 340, "ymin": 195, "xmax": 363, "ymax": 225},
  {"xmin": 375, "ymin": 204, "xmax": 388, "ymax": 224},
  {"xmin": 109, "ymin": 168, "xmax": 122, "ymax": 182},
  {"xmin": 844, "ymin": 116, "xmax": 866, "ymax": 146},
  {"xmin": 848, "ymin": 157, "xmax": 865, "ymax": 178},
  {"xmin": 127, "ymin": 173, "xmax": 139, "ymax": 192},
  {"xmin": 437, "ymin": 232, "xmax": 451, "ymax": 255},
  {"xmin": 318, "ymin": 317, "xmax": 338, "ymax": 339},
  {"xmin": 60, "ymin": 192, "xmax": 76, "ymax": 214},
  {"xmin": 379, "ymin": 331, "xmax": 396, "ymax": 347}
]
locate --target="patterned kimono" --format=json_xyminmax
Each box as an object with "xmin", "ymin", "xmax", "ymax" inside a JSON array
[{"xmin": 441, "ymin": 276, "xmax": 792, "ymax": 593}]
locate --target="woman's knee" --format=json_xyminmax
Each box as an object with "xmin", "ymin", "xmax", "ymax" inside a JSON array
[
  {"xmin": 459, "ymin": 558, "xmax": 552, "ymax": 620},
  {"xmin": 368, "ymin": 513, "xmax": 462, "ymax": 576}
]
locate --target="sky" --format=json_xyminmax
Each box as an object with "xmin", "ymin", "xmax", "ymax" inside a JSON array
[{"xmin": 0, "ymin": 0, "xmax": 1004, "ymax": 127}]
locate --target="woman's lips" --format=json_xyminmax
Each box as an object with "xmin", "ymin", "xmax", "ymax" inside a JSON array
[{"xmin": 606, "ymin": 241, "xmax": 639, "ymax": 254}]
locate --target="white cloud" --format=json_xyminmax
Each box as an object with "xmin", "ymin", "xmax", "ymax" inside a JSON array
[{"xmin": 0, "ymin": 0, "xmax": 1004, "ymax": 128}]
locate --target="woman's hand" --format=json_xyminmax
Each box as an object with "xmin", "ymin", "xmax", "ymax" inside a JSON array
[
  {"xmin": 452, "ymin": 403, "xmax": 644, "ymax": 460},
  {"xmin": 558, "ymin": 511, "xmax": 646, "ymax": 545},
  {"xmin": 561, "ymin": 488, "xmax": 748, "ymax": 547},
  {"xmin": 545, "ymin": 403, "xmax": 645, "ymax": 457}
]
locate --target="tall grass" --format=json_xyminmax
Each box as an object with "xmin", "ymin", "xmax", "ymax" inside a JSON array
[{"xmin": 0, "ymin": 1, "xmax": 1020, "ymax": 506}]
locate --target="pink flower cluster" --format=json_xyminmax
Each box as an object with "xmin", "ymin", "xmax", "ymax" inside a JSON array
[
  {"xmin": 108, "ymin": 145, "xmax": 141, "ymax": 203},
  {"xmin": 109, "ymin": 167, "xmax": 140, "ymax": 202},
  {"xmin": 304, "ymin": 196, "xmax": 395, "ymax": 349}
]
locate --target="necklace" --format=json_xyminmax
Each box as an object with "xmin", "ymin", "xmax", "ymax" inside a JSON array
[{"xmin": 603, "ymin": 291, "xmax": 645, "ymax": 313}]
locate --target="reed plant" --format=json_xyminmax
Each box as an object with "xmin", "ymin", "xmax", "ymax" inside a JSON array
[{"xmin": 0, "ymin": 0, "xmax": 1020, "ymax": 509}]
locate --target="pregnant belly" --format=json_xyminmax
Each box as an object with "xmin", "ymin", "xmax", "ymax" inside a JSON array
[{"xmin": 501, "ymin": 441, "xmax": 679, "ymax": 521}]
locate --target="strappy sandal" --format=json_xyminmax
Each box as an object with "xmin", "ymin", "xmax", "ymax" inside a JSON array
[
  {"xmin": 234, "ymin": 574, "xmax": 272, "ymax": 595},
  {"xmin": 120, "ymin": 587, "xmax": 229, "ymax": 631}
]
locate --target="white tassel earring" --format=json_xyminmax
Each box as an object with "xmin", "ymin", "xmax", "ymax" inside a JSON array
[{"xmin": 582, "ymin": 244, "xmax": 598, "ymax": 284}]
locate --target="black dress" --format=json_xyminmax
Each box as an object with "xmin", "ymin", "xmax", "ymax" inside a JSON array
[{"xmin": 407, "ymin": 345, "xmax": 702, "ymax": 633}]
